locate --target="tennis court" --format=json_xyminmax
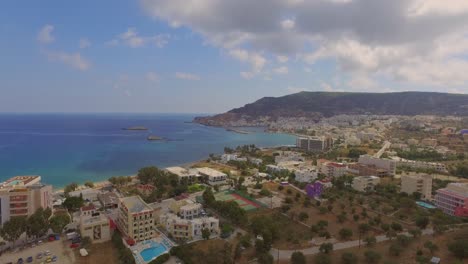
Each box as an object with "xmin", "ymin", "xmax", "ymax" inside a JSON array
[{"xmin": 214, "ymin": 191, "xmax": 262, "ymax": 211}]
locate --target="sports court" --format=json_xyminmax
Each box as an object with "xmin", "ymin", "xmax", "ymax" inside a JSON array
[{"xmin": 214, "ymin": 191, "xmax": 263, "ymax": 211}]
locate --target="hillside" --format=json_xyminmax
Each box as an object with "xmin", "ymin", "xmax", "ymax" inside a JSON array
[{"xmin": 194, "ymin": 92, "xmax": 468, "ymax": 126}]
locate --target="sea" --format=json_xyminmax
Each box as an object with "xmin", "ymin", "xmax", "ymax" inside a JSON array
[{"xmin": 0, "ymin": 113, "xmax": 295, "ymax": 187}]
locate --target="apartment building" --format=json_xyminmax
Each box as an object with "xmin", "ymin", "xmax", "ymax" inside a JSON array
[
  {"xmin": 400, "ymin": 174, "xmax": 433, "ymax": 200},
  {"xmin": 435, "ymin": 183, "xmax": 468, "ymax": 217},
  {"xmin": 79, "ymin": 205, "xmax": 111, "ymax": 243},
  {"xmin": 117, "ymin": 196, "xmax": 155, "ymax": 242},
  {"xmin": 358, "ymin": 155, "xmax": 396, "ymax": 176},
  {"xmin": 166, "ymin": 166, "xmax": 201, "ymax": 183},
  {"xmin": 352, "ymin": 176, "xmax": 381, "ymax": 192},
  {"xmin": 0, "ymin": 176, "xmax": 52, "ymax": 225},
  {"xmin": 296, "ymin": 136, "xmax": 333, "ymax": 153},
  {"xmin": 196, "ymin": 167, "xmax": 227, "ymax": 186},
  {"xmin": 397, "ymin": 159, "xmax": 447, "ymax": 173},
  {"xmin": 170, "ymin": 200, "xmax": 203, "ymax": 220},
  {"xmin": 348, "ymin": 163, "xmax": 389, "ymax": 177},
  {"xmin": 320, "ymin": 162, "xmax": 347, "ymax": 178},
  {"xmin": 160, "ymin": 213, "xmax": 219, "ymax": 241}
]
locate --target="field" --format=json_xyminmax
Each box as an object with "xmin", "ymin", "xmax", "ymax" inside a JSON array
[{"xmin": 215, "ymin": 190, "xmax": 263, "ymax": 211}]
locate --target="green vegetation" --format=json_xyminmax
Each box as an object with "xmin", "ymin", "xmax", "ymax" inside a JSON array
[
  {"xmin": 63, "ymin": 182, "xmax": 78, "ymax": 196},
  {"xmin": 291, "ymin": 252, "xmax": 306, "ymax": 264},
  {"xmin": 148, "ymin": 253, "xmax": 170, "ymax": 264},
  {"xmin": 49, "ymin": 213, "xmax": 71, "ymax": 233},
  {"xmin": 111, "ymin": 231, "xmax": 135, "ymax": 264},
  {"xmin": 202, "ymin": 188, "xmax": 247, "ymax": 225},
  {"xmin": 63, "ymin": 196, "xmax": 84, "ymax": 211},
  {"xmin": 0, "ymin": 216, "xmax": 27, "ymax": 246},
  {"xmin": 448, "ymin": 239, "xmax": 468, "ymax": 260},
  {"xmin": 396, "ymin": 148, "xmax": 444, "ymax": 161}
]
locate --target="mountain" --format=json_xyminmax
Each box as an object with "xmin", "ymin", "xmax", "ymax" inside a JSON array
[{"xmin": 194, "ymin": 92, "xmax": 468, "ymax": 126}]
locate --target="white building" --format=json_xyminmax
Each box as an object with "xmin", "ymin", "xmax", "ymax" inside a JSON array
[
  {"xmin": 196, "ymin": 167, "xmax": 227, "ymax": 186},
  {"xmin": 166, "ymin": 167, "xmax": 201, "ymax": 183},
  {"xmin": 352, "ymin": 176, "xmax": 381, "ymax": 192},
  {"xmin": 396, "ymin": 159, "xmax": 447, "ymax": 173},
  {"xmin": 294, "ymin": 169, "xmax": 318, "ymax": 183},
  {"xmin": 79, "ymin": 205, "xmax": 111, "ymax": 243},
  {"xmin": 160, "ymin": 213, "xmax": 219, "ymax": 241}
]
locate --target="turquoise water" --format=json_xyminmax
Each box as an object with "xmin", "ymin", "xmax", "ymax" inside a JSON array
[
  {"xmin": 0, "ymin": 114, "xmax": 295, "ymax": 187},
  {"xmin": 416, "ymin": 201, "xmax": 436, "ymax": 209},
  {"xmin": 140, "ymin": 242, "xmax": 168, "ymax": 262}
]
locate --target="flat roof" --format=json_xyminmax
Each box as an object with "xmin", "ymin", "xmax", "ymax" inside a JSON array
[
  {"xmin": 0, "ymin": 176, "xmax": 41, "ymax": 189},
  {"xmin": 120, "ymin": 196, "xmax": 153, "ymax": 214},
  {"xmin": 166, "ymin": 167, "xmax": 200, "ymax": 177},
  {"xmin": 196, "ymin": 167, "xmax": 226, "ymax": 177}
]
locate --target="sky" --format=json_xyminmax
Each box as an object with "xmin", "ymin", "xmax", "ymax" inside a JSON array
[{"xmin": 1, "ymin": 0, "xmax": 468, "ymax": 113}]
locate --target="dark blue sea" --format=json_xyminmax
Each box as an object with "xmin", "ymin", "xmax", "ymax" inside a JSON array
[{"xmin": 0, "ymin": 114, "xmax": 294, "ymax": 187}]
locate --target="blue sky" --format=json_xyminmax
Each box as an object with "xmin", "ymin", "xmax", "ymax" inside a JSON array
[{"xmin": 1, "ymin": 0, "xmax": 467, "ymax": 113}]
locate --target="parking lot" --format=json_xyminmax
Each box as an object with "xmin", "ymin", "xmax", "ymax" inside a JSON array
[{"xmin": 1, "ymin": 240, "xmax": 75, "ymax": 264}]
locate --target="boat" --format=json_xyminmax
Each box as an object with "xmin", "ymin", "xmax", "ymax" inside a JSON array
[
  {"xmin": 147, "ymin": 136, "xmax": 163, "ymax": 141},
  {"xmin": 122, "ymin": 126, "xmax": 148, "ymax": 131}
]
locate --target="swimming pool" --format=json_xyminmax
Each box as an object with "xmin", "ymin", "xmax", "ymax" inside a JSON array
[
  {"xmin": 139, "ymin": 241, "xmax": 168, "ymax": 262},
  {"xmin": 416, "ymin": 201, "xmax": 437, "ymax": 209}
]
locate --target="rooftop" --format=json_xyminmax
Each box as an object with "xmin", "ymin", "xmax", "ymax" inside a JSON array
[
  {"xmin": 196, "ymin": 167, "xmax": 226, "ymax": 177},
  {"xmin": 0, "ymin": 175, "xmax": 41, "ymax": 189},
  {"xmin": 120, "ymin": 196, "xmax": 153, "ymax": 214},
  {"xmin": 166, "ymin": 166, "xmax": 200, "ymax": 177}
]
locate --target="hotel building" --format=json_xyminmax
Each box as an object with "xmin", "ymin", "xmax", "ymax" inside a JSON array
[
  {"xmin": 79, "ymin": 205, "xmax": 111, "ymax": 243},
  {"xmin": 435, "ymin": 183, "xmax": 468, "ymax": 217},
  {"xmin": 358, "ymin": 155, "xmax": 396, "ymax": 176},
  {"xmin": 196, "ymin": 167, "xmax": 227, "ymax": 186},
  {"xmin": 352, "ymin": 176, "xmax": 381, "ymax": 192},
  {"xmin": 0, "ymin": 176, "xmax": 52, "ymax": 225},
  {"xmin": 117, "ymin": 196, "xmax": 156, "ymax": 242}
]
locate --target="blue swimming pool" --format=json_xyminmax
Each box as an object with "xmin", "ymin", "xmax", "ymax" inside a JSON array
[
  {"xmin": 140, "ymin": 242, "xmax": 168, "ymax": 262},
  {"xmin": 416, "ymin": 201, "xmax": 437, "ymax": 209}
]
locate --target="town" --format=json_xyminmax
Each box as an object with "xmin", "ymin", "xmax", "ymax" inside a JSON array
[{"xmin": 0, "ymin": 114, "xmax": 467, "ymax": 264}]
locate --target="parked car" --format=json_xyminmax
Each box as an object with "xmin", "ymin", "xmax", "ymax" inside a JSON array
[
  {"xmin": 44, "ymin": 250, "xmax": 51, "ymax": 256},
  {"xmin": 51, "ymin": 256, "xmax": 57, "ymax": 262},
  {"xmin": 26, "ymin": 256, "xmax": 33, "ymax": 263},
  {"xmin": 36, "ymin": 252, "xmax": 43, "ymax": 259},
  {"xmin": 70, "ymin": 243, "xmax": 80, "ymax": 248},
  {"xmin": 17, "ymin": 258, "xmax": 23, "ymax": 264}
]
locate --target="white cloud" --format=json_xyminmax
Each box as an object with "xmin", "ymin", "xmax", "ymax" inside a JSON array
[
  {"xmin": 146, "ymin": 72, "xmax": 159, "ymax": 82},
  {"xmin": 141, "ymin": 0, "xmax": 468, "ymax": 91},
  {"xmin": 277, "ymin": 55, "xmax": 289, "ymax": 63},
  {"xmin": 45, "ymin": 51, "xmax": 90, "ymax": 71},
  {"xmin": 175, "ymin": 72, "xmax": 201, "ymax": 80},
  {"xmin": 37, "ymin": 25, "xmax": 55, "ymax": 44},
  {"xmin": 273, "ymin": 66, "xmax": 288, "ymax": 75},
  {"xmin": 109, "ymin": 28, "xmax": 169, "ymax": 48},
  {"xmin": 79, "ymin": 38, "xmax": 91, "ymax": 49},
  {"xmin": 229, "ymin": 49, "xmax": 266, "ymax": 78}
]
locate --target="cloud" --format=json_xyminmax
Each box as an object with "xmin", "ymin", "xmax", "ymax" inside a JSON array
[
  {"xmin": 175, "ymin": 72, "xmax": 200, "ymax": 80},
  {"xmin": 79, "ymin": 38, "xmax": 91, "ymax": 49},
  {"xmin": 45, "ymin": 51, "xmax": 91, "ymax": 71},
  {"xmin": 146, "ymin": 72, "xmax": 159, "ymax": 82},
  {"xmin": 228, "ymin": 49, "xmax": 266, "ymax": 78},
  {"xmin": 277, "ymin": 55, "xmax": 289, "ymax": 63},
  {"xmin": 141, "ymin": 0, "xmax": 468, "ymax": 90},
  {"xmin": 273, "ymin": 66, "xmax": 288, "ymax": 75},
  {"xmin": 37, "ymin": 25, "xmax": 55, "ymax": 44},
  {"xmin": 109, "ymin": 28, "xmax": 169, "ymax": 48}
]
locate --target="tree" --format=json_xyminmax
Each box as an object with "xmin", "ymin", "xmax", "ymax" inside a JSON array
[
  {"xmin": 389, "ymin": 243, "xmax": 403, "ymax": 256},
  {"xmin": 390, "ymin": 222, "xmax": 403, "ymax": 232},
  {"xmin": 415, "ymin": 215, "xmax": 429, "ymax": 229},
  {"xmin": 298, "ymin": 212, "xmax": 309, "ymax": 222},
  {"xmin": 409, "ymin": 228, "xmax": 422, "ymax": 238},
  {"xmin": 424, "ymin": 241, "xmax": 438, "ymax": 254},
  {"xmin": 202, "ymin": 228, "xmax": 210, "ymax": 240},
  {"xmin": 64, "ymin": 182, "xmax": 78, "ymax": 196},
  {"xmin": 364, "ymin": 236, "xmax": 377, "ymax": 247},
  {"xmin": 49, "ymin": 213, "xmax": 71, "ymax": 233},
  {"xmin": 314, "ymin": 253, "xmax": 331, "ymax": 264},
  {"xmin": 291, "ymin": 252, "xmax": 306, "ymax": 264},
  {"xmin": 396, "ymin": 235, "xmax": 411, "ymax": 247},
  {"xmin": 202, "ymin": 187, "xmax": 215, "ymax": 205},
  {"xmin": 339, "ymin": 228, "xmax": 353, "ymax": 240},
  {"xmin": 26, "ymin": 208, "xmax": 50, "ymax": 239},
  {"xmin": 257, "ymin": 253, "xmax": 273, "ymax": 264},
  {"xmin": 63, "ymin": 196, "xmax": 84, "ymax": 211},
  {"xmin": 84, "ymin": 181, "xmax": 94, "ymax": 188},
  {"xmin": 364, "ymin": 250, "xmax": 381, "ymax": 264},
  {"xmin": 359, "ymin": 223, "xmax": 371, "ymax": 235},
  {"xmin": 319, "ymin": 243, "xmax": 333, "ymax": 254},
  {"xmin": 0, "ymin": 216, "xmax": 27, "ymax": 245},
  {"xmin": 448, "ymin": 239, "xmax": 468, "ymax": 260},
  {"xmin": 341, "ymin": 252, "xmax": 358, "ymax": 264}
]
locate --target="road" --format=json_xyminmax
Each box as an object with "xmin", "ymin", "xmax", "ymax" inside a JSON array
[
  {"xmin": 270, "ymin": 228, "xmax": 434, "ymax": 260},
  {"xmin": 374, "ymin": 141, "xmax": 391, "ymax": 158}
]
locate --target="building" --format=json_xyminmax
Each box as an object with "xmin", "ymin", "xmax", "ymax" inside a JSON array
[
  {"xmin": 294, "ymin": 169, "xmax": 318, "ymax": 183},
  {"xmin": 348, "ymin": 163, "xmax": 389, "ymax": 177},
  {"xmin": 69, "ymin": 188, "xmax": 100, "ymax": 202},
  {"xmin": 352, "ymin": 176, "xmax": 381, "ymax": 192},
  {"xmin": 305, "ymin": 182, "xmax": 324, "ymax": 198},
  {"xmin": 136, "ymin": 184, "xmax": 155, "ymax": 196},
  {"xmin": 400, "ymin": 174, "xmax": 433, "ymax": 200},
  {"xmin": 79, "ymin": 206, "xmax": 112, "ymax": 243},
  {"xmin": 117, "ymin": 196, "xmax": 156, "ymax": 242},
  {"xmin": 0, "ymin": 176, "xmax": 52, "ymax": 225},
  {"xmin": 166, "ymin": 167, "xmax": 201, "ymax": 183},
  {"xmin": 396, "ymin": 159, "xmax": 447, "ymax": 173},
  {"xmin": 296, "ymin": 136, "xmax": 333, "ymax": 153},
  {"xmin": 320, "ymin": 162, "xmax": 347, "ymax": 178},
  {"xmin": 435, "ymin": 183, "xmax": 468, "ymax": 217},
  {"xmin": 170, "ymin": 200, "xmax": 203, "ymax": 220},
  {"xmin": 220, "ymin": 154, "xmax": 247, "ymax": 163},
  {"xmin": 97, "ymin": 192, "xmax": 119, "ymax": 209},
  {"xmin": 196, "ymin": 167, "xmax": 227, "ymax": 185},
  {"xmin": 358, "ymin": 155, "xmax": 396, "ymax": 176},
  {"xmin": 160, "ymin": 213, "xmax": 219, "ymax": 241}
]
